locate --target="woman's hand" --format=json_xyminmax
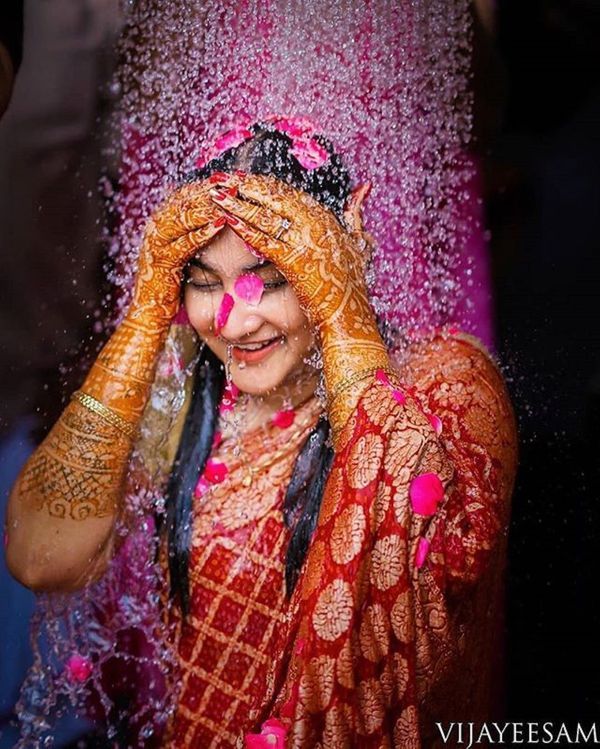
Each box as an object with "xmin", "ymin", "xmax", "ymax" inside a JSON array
[
  {"xmin": 206, "ymin": 172, "xmax": 393, "ymax": 445},
  {"xmin": 129, "ymin": 178, "xmax": 229, "ymax": 328}
]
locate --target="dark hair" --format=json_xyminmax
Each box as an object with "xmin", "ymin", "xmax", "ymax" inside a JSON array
[
  {"xmin": 183, "ymin": 120, "xmax": 353, "ymax": 221},
  {"xmin": 166, "ymin": 122, "xmax": 349, "ymax": 616}
]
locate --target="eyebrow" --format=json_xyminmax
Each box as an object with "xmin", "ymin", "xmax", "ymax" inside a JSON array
[{"xmin": 189, "ymin": 258, "xmax": 274, "ymax": 273}]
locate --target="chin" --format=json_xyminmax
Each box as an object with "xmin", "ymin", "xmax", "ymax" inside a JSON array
[{"xmin": 229, "ymin": 363, "xmax": 293, "ymax": 396}]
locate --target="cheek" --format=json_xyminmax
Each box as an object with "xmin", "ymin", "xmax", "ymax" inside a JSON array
[
  {"xmin": 269, "ymin": 290, "xmax": 314, "ymax": 353},
  {"xmin": 184, "ymin": 288, "xmax": 218, "ymax": 337}
]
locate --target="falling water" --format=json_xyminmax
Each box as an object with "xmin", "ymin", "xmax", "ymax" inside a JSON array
[{"xmin": 15, "ymin": 1, "xmax": 476, "ymax": 745}]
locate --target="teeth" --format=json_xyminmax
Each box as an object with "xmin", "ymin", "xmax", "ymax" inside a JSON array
[{"xmin": 235, "ymin": 338, "xmax": 278, "ymax": 351}]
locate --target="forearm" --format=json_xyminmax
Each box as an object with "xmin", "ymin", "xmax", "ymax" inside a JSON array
[
  {"xmin": 321, "ymin": 312, "xmax": 391, "ymax": 448},
  {"xmin": 5, "ymin": 310, "xmax": 167, "ymax": 591}
]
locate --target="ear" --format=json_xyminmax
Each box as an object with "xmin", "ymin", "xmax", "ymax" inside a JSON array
[{"xmin": 343, "ymin": 181, "xmax": 372, "ymax": 234}]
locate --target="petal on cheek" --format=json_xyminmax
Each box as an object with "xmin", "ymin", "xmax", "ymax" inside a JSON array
[
  {"xmin": 214, "ymin": 293, "xmax": 235, "ymax": 334},
  {"xmin": 234, "ymin": 273, "xmax": 264, "ymax": 306}
]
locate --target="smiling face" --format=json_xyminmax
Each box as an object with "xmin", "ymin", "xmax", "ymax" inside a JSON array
[{"xmin": 184, "ymin": 226, "xmax": 317, "ymax": 396}]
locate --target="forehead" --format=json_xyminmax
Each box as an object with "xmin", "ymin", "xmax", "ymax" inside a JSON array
[{"xmin": 194, "ymin": 226, "xmax": 261, "ymax": 273}]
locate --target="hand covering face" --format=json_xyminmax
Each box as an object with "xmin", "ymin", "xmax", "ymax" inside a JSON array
[{"xmin": 205, "ymin": 172, "xmax": 392, "ymax": 445}]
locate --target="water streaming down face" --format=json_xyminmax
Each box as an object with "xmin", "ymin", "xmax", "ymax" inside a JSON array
[
  {"xmin": 111, "ymin": 0, "xmax": 475, "ymax": 340},
  {"xmin": 16, "ymin": 2, "xmax": 476, "ymax": 745}
]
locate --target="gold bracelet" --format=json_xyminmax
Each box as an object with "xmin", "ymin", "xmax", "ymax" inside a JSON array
[
  {"xmin": 328, "ymin": 365, "xmax": 397, "ymax": 407},
  {"xmin": 72, "ymin": 390, "xmax": 139, "ymax": 440}
]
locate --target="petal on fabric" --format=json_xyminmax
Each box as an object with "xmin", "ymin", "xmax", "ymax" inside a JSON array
[
  {"xmin": 65, "ymin": 654, "xmax": 93, "ymax": 684},
  {"xmin": 234, "ymin": 273, "xmax": 265, "ymax": 306},
  {"xmin": 204, "ymin": 458, "xmax": 229, "ymax": 484},
  {"xmin": 214, "ymin": 293, "xmax": 235, "ymax": 334},
  {"xmin": 290, "ymin": 137, "xmax": 329, "ymax": 170},
  {"xmin": 391, "ymin": 389, "xmax": 406, "ymax": 404},
  {"xmin": 244, "ymin": 735, "xmax": 274, "ymax": 749},
  {"xmin": 272, "ymin": 408, "xmax": 295, "ymax": 429},
  {"xmin": 409, "ymin": 472, "xmax": 445, "ymax": 516},
  {"xmin": 173, "ymin": 304, "xmax": 191, "ymax": 325},
  {"xmin": 428, "ymin": 413, "xmax": 443, "ymax": 435},
  {"xmin": 193, "ymin": 476, "xmax": 210, "ymax": 498},
  {"xmin": 375, "ymin": 369, "xmax": 392, "ymax": 387},
  {"xmin": 280, "ymin": 682, "xmax": 300, "ymax": 719},
  {"xmin": 261, "ymin": 718, "xmax": 288, "ymax": 739},
  {"xmin": 415, "ymin": 537, "xmax": 431, "ymax": 568}
]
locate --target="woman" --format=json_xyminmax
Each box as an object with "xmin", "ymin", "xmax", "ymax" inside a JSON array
[{"xmin": 5, "ymin": 119, "xmax": 518, "ymax": 748}]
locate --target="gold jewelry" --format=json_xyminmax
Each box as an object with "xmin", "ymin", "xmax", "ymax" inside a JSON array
[
  {"xmin": 327, "ymin": 365, "xmax": 397, "ymax": 408},
  {"xmin": 72, "ymin": 390, "xmax": 139, "ymax": 440},
  {"xmin": 274, "ymin": 217, "xmax": 292, "ymax": 240}
]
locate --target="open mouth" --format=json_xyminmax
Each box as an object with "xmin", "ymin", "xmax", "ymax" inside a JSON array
[{"xmin": 231, "ymin": 336, "xmax": 285, "ymax": 364}]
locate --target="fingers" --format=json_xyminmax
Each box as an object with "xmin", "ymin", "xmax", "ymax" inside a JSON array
[
  {"xmin": 208, "ymin": 188, "xmax": 293, "ymax": 242},
  {"xmin": 167, "ymin": 219, "xmax": 228, "ymax": 264}
]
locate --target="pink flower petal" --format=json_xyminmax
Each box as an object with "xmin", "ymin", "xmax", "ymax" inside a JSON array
[
  {"xmin": 194, "ymin": 476, "xmax": 210, "ymax": 498},
  {"xmin": 391, "ymin": 389, "xmax": 406, "ymax": 404},
  {"xmin": 212, "ymin": 430, "xmax": 223, "ymax": 449},
  {"xmin": 448, "ymin": 325, "xmax": 460, "ymax": 335},
  {"xmin": 214, "ymin": 293, "xmax": 235, "ymax": 334},
  {"xmin": 261, "ymin": 719, "xmax": 288, "ymax": 740},
  {"xmin": 272, "ymin": 408, "xmax": 295, "ymax": 428},
  {"xmin": 65, "ymin": 654, "xmax": 93, "ymax": 684},
  {"xmin": 415, "ymin": 537, "xmax": 431, "ymax": 568},
  {"xmin": 213, "ymin": 126, "xmax": 253, "ymax": 154},
  {"xmin": 273, "ymin": 116, "xmax": 316, "ymax": 139},
  {"xmin": 204, "ymin": 458, "xmax": 229, "ymax": 484},
  {"xmin": 428, "ymin": 413, "xmax": 443, "ymax": 435},
  {"xmin": 173, "ymin": 304, "xmax": 191, "ymax": 325},
  {"xmin": 290, "ymin": 137, "xmax": 329, "ymax": 170},
  {"xmin": 409, "ymin": 472, "xmax": 445, "ymax": 516},
  {"xmin": 294, "ymin": 638, "xmax": 306, "ymax": 656},
  {"xmin": 280, "ymin": 683, "xmax": 300, "ymax": 719},
  {"xmin": 245, "ymin": 735, "xmax": 274, "ymax": 749},
  {"xmin": 234, "ymin": 273, "xmax": 265, "ymax": 306},
  {"xmin": 375, "ymin": 369, "xmax": 391, "ymax": 387}
]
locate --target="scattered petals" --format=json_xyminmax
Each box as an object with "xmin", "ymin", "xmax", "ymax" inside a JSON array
[
  {"xmin": 219, "ymin": 381, "xmax": 239, "ymax": 413},
  {"xmin": 272, "ymin": 408, "xmax": 295, "ymax": 429},
  {"xmin": 290, "ymin": 137, "xmax": 329, "ymax": 170},
  {"xmin": 204, "ymin": 458, "xmax": 229, "ymax": 485},
  {"xmin": 409, "ymin": 472, "xmax": 445, "ymax": 516},
  {"xmin": 234, "ymin": 273, "xmax": 265, "ymax": 306},
  {"xmin": 428, "ymin": 413, "xmax": 443, "ymax": 435},
  {"xmin": 415, "ymin": 537, "xmax": 431, "ymax": 568},
  {"xmin": 214, "ymin": 293, "xmax": 235, "ymax": 334},
  {"xmin": 65, "ymin": 654, "xmax": 93, "ymax": 684}
]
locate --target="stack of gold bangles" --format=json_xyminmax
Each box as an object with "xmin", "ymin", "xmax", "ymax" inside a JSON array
[{"xmin": 71, "ymin": 390, "xmax": 139, "ymax": 440}]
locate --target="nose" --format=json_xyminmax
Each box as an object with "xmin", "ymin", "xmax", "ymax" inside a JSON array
[{"xmin": 218, "ymin": 296, "xmax": 264, "ymax": 341}]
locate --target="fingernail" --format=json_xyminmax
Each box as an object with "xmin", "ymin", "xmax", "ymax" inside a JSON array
[
  {"xmin": 209, "ymin": 172, "xmax": 229, "ymax": 183},
  {"xmin": 234, "ymin": 170, "xmax": 246, "ymax": 178},
  {"xmin": 213, "ymin": 215, "xmax": 227, "ymax": 227},
  {"xmin": 226, "ymin": 215, "xmax": 239, "ymax": 226},
  {"xmin": 226, "ymin": 186, "xmax": 238, "ymax": 197},
  {"xmin": 211, "ymin": 191, "xmax": 226, "ymax": 201}
]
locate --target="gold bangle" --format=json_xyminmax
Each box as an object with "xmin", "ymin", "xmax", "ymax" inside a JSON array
[
  {"xmin": 328, "ymin": 365, "xmax": 397, "ymax": 407},
  {"xmin": 72, "ymin": 390, "xmax": 139, "ymax": 440}
]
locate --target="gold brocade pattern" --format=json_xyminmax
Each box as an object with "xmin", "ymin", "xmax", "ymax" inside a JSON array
[{"xmin": 164, "ymin": 396, "xmax": 323, "ymax": 748}]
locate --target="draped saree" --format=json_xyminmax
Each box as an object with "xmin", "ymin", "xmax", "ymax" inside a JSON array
[{"xmin": 159, "ymin": 329, "xmax": 517, "ymax": 748}]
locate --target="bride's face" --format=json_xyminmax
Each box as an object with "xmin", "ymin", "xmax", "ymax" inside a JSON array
[{"xmin": 184, "ymin": 226, "xmax": 316, "ymax": 395}]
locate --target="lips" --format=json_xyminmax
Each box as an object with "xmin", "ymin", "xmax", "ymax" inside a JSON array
[{"xmin": 231, "ymin": 336, "xmax": 284, "ymax": 364}]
